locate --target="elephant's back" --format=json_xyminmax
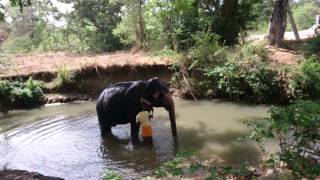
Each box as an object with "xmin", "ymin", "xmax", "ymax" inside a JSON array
[
  {"xmin": 98, "ymin": 86, "xmax": 127, "ymax": 106},
  {"xmin": 96, "ymin": 86, "xmax": 128, "ymax": 118}
]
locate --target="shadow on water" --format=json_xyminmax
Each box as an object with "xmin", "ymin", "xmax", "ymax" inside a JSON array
[{"xmin": 177, "ymin": 122, "xmax": 260, "ymax": 165}]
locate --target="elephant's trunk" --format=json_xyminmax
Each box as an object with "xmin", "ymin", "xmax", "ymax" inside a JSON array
[
  {"xmin": 164, "ymin": 93, "xmax": 177, "ymax": 137},
  {"xmin": 168, "ymin": 103, "xmax": 177, "ymax": 137}
]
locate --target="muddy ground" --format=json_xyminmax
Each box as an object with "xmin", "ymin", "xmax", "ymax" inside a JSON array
[{"xmin": 0, "ymin": 169, "xmax": 63, "ymax": 180}]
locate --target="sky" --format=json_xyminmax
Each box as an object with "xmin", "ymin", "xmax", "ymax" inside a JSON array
[
  {"xmin": 3, "ymin": 0, "xmax": 74, "ymax": 27},
  {"xmin": 48, "ymin": 0, "xmax": 74, "ymax": 27}
]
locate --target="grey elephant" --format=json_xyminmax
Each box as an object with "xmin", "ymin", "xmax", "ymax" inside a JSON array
[{"xmin": 96, "ymin": 77, "xmax": 177, "ymax": 141}]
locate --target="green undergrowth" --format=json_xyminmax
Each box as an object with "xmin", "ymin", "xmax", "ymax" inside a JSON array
[
  {"xmin": 246, "ymin": 100, "xmax": 320, "ymax": 179},
  {"xmin": 171, "ymin": 35, "xmax": 320, "ymax": 104},
  {"xmin": 0, "ymin": 77, "xmax": 44, "ymax": 112}
]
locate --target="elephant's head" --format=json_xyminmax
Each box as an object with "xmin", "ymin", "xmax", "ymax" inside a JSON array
[{"xmin": 144, "ymin": 78, "xmax": 177, "ymax": 137}]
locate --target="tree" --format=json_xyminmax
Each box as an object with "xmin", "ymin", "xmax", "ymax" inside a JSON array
[
  {"xmin": 268, "ymin": 0, "xmax": 289, "ymax": 46},
  {"xmin": 214, "ymin": 0, "xmax": 240, "ymax": 45},
  {"xmin": 112, "ymin": 0, "xmax": 146, "ymax": 47},
  {"xmin": 0, "ymin": 0, "xmax": 31, "ymax": 21},
  {"xmin": 61, "ymin": 0, "xmax": 123, "ymax": 51}
]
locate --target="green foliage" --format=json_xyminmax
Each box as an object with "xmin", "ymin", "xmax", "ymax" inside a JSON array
[
  {"xmin": 292, "ymin": 2, "xmax": 320, "ymax": 30},
  {"xmin": 206, "ymin": 162, "xmax": 252, "ymax": 180},
  {"xmin": 300, "ymin": 38, "xmax": 320, "ymax": 56},
  {"xmin": 173, "ymin": 40, "xmax": 320, "ymax": 104},
  {"xmin": 0, "ymin": 0, "xmax": 31, "ymax": 21},
  {"xmin": 0, "ymin": 77, "xmax": 44, "ymax": 111},
  {"xmin": 153, "ymin": 151, "xmax": 193, "ymax": 178},
  {"xmin": 114, "ymin": 0, "xmax": 263, "ymax": 50},
  {"xmin": 187, "ymin": 42, "xmax": 282, "ymax": 103},
  {"xmin": 1, "ymin": 36, "xmax": 33, "ymax": 53},
  {"xmin": 188, "ymin": 161, "xmax": 202, "ymax": 174},
  {"xmin": 2, "ymin": 0, "xmax": 122, "ymax": 53},
  {"xmin": 289, "ymin": 56, "xmax": 320, "ymax": 99},
  {"xmin": 247, "ymin": 100, "xmax": 320, "ymax": 179},
  {"xmin": 102, "ymin": 170, "xmax": 123, "ymax": 180},
  {"xmin": 55, "ymin": 64, "xmax": 76, "ymax": 89},
  {"xmin": 67, "ymin": 0, "xmax": 123, "ymax": 52},
  {"xmin": 149, "ymin": 47, "xmax": 179, "ymax": 58},
  {"xmin": 187, "ymin": 32, "xmax": 227, "ymax": 70}
]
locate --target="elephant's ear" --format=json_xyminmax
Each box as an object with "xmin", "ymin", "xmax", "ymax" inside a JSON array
[{"xmin": 125, "ymin": 82, "xmax": 148, "ymax": 101}]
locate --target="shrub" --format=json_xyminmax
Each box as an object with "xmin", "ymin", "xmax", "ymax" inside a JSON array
[
  {"xmin": 0, "ymin": 78, "xmax": 44, "ymax": 111},
  {"xmin": 300, "ymin": 38, "xmax": 320, "ymax": 56},
  {"xmin": 246, "ymin": 100, "xmax": 320, "ymax": 179},
  {"xmin": 207, "ymin": 162, "xmax": 252, "ymax": 180},
  {"xmin": 55, "ymin": 64, "xmax": 76, "ymax": 89},
  {"xmin": 187, "ymin": 42, "xmax": 282, "ymax": 103},
  {"xmin": 289, "ymin": 56, "xmax": 320, "ymax": 99},
  {"xmin": 187, "ymin": 32, "xmax": 227, "ymax": 71},
  {"xmin": 102, "ymin": 170, "xmax": 123, "ymax": 180},
  {"xmin": 1, "ymin": 36, "xmax": 34, "ymax": 53}
]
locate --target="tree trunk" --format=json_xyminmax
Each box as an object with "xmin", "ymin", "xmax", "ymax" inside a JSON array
[
  {"xmin": 137, "ymin": 0, "xmax": 145, "ymax": 47},
  {"xmin": 268, "ymin": 0, "xmax": 289, "ymax": 46},
  {"xmin": 219, "ymin": 0, "xmax": 239, "ymax": 45},
  {"xmin": 287, "ymin": 4, "xmax": 300, "ymax": 40}
]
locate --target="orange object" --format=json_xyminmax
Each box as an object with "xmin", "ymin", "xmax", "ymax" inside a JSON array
[{"xmin": 142, "ymin": 125, "xmax": 153, "ymax": 137}]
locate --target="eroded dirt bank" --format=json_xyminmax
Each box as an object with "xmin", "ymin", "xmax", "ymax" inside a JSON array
[{"xmin": 0, "ymin": 51, "xmax": 174, "ymax": 104}]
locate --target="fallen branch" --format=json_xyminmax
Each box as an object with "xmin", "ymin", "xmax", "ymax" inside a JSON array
[{"xmin": 180, "ymin": 63, "xmax": 199, "ymax": 103}]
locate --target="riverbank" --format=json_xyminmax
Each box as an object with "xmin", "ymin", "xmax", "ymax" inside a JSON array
[
  {"xmin": 0, "ymin": 46, "xmax": 304, "ymax": 106},
  {"xmin": 0, "ymin": 169, "xmax": 63, "ymax": 180}
]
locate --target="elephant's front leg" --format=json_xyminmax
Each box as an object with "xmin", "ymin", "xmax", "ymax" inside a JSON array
[{"xmin": 130, "ymin": 120, "xmax": 140, "ymax": 143}]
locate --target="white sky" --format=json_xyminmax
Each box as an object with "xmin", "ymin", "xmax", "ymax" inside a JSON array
[
  {"xmin": 49, "ymin": 0, "xmax": 74, "ymax": 27},
  {"xmin": 3, "ymin": 0, "xmax": 74, "ymax": 27}
]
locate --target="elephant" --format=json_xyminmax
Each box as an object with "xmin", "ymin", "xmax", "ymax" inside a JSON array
[{"xmin": 96, "ymin": 77, "xmax": 177, "ymax": 141}]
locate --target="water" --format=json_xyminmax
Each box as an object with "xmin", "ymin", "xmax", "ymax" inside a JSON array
[{"xmin": 0, "ymin": 99, "xmax": 270, "ymax": 179}]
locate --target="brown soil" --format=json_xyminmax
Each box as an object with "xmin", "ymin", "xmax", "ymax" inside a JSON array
[
  {"xmin": 0, "ymin": 48, "xmax": 302, "ymax": 105},
  {"xmin": 0, "ymin": 169, "xmax": 63, "ymax": 180},
  {"xmin": 1, "ymin": 51, "xmax": 171, "ymax": 78},
  {"xmin": 266, "ymin": 46, "xmax": 302, "ymax": 66}
]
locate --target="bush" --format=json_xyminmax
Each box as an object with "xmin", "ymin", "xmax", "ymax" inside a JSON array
[
  {"xmin": 54, "ymin": 64, "xmax": 76, "ymax": 90},
  {"xmin": 102, "ymin": 170, "xmax": 123, "ymax": 180},
  {"xmin": 0, "ymin": 78, "xmax": 44, "ymax": 111},
  {"xmin": 1, "ymin": 36, "xmax": 34, "ymax": 53},
  {"xmin": 247, "ymin": 100, "xmax": 320, "ymax": 179},
  {"xmin": 186, "ymin": 42, "xmax": 283, "ymax": 103},
  {"xmin": 289, "ymin": 56, "xmax": 320, "ymax": 99},
  {"xmin": 300, "ymin": 38, "xmax": 320, "ymax": 57},
  {"xmin": 187, "ymin": 32, "xmax": 227, "ymax": 70}
]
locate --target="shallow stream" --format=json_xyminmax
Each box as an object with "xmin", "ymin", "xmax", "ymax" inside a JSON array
[{"xmin": 0, "ymin": 99, "xmax": 270, "ymax": 179}]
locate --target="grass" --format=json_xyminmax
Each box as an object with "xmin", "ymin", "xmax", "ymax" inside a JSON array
[
  {"xmin": 102, "ymin": 170, "xmax": 123, "ymax": 180},
  {"xmin": 54, "ymin": 64, "xmax": 76, "ymax": 89}
]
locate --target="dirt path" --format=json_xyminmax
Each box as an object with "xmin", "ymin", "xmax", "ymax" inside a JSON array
[
  {"xmin": 248, "ymin": 28, "xmax": 317, "ymax": 41},
  {"xmin": 266, "ymin": 46, "xmax": 302, "ymax": 66},
  {"xmin": 1, "ymin": 51, "xmax": 172, "ymax": 77}
]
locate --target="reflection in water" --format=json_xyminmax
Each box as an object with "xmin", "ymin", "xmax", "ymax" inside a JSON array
[{"xmin": 0, "ymin": 100, "xmax": 271, "ymax": 179}]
